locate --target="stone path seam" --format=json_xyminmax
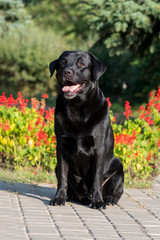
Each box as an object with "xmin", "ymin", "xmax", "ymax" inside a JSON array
[
  {"xmin": 32, "ymin": 185, "xmax": 64, "ymax": 240},
  {"xmin": 117, "ymin": 203, "xmax": 153, "ymax": 240},
  {"xmin": 124, "ymin": 192, "xmax": 160, "ymax": 221},
  {"xmin": 69, "ymin": 203, "xmax": 96, "ymax": 240},
  {"xmin": 16, "ymin": 193, "xmax": 31, "ymax": 240},
  {"xmin": 100, "ymin": 209, "xmax": 124, "ymax": 240}
]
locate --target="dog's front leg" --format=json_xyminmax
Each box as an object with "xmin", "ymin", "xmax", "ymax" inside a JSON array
[
  {"xmin": 91, "ymin": 159, "xmax": 106, "ymax": 209},
  {"xmin": 50, "ymin": 149, "xmax": 68, "ymax": 206}
]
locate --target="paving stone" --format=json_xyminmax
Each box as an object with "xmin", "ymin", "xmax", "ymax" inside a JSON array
[
  {"xmin": 61, "ymin": 232, "xmax": 92, "ymax": 238},
  {"xmin": 28, "ymin": 225, "xmax": 58, "ymax": 234},
  {"xmin": 30, "ymin": 235, "xmax": 61, "ymax": 240},
  {"xmin": 95, "ymin": 238, "xmax": 121, "ymax": 240},
  {"xmin": 64, "ymin": 238, "xmax": 93, "ymax": 240},
  {"xmin": 120, "ymin": 232, "xmax": 148, "ymax": 238},
  {"xmin": 0, "ymin": 175, "xmax": 160, "ymax": 240}
]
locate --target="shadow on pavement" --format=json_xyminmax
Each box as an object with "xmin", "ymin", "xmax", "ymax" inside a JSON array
[{"xmin": 0, "ymin": 181, "xmax": 57, "ymax": 205}]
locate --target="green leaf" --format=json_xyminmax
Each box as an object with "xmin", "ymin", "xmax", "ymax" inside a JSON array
[
  {"xmin": 19, "ymin": 136, "xmax": 27, "ymax": 146},
  {"xmin": 115, "ymin": 22, "xmax": 122, "ymax": 32}
]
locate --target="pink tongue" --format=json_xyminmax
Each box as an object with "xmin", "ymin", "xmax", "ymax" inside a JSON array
[{"xmin": 62, "ymin": 84, "xmax": 80, "ymax": 93}]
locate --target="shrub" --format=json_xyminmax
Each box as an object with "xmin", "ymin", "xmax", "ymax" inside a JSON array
[
  {"xmin": 0, "ymin": 0, "xmax": 32, "ymax": 35},
  {"xmin": 0, "ymin": 27, "xmax": 70, "ymax": 96}
]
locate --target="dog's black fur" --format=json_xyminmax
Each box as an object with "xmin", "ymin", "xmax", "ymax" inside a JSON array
[{"xmin": 49, "ymin": 51, "xmax": 124, "ymax": 209}]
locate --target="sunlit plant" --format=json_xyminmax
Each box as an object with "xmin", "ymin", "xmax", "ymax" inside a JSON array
[
  {"xmin": 108, "ymin": 87, "xmax": 160, "ymax": 185},
  {"xmin": 0, "ymin": 88, "xmax": 159, "ymax": 185},
  {"xmin": 0, "ymin": 92, "xmax": 56, "ymax": 171}
]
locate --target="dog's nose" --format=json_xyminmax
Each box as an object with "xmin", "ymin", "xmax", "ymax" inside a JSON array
[{"xmin": 64, "ymin": 69, "xmax": 73, "ymax": 77}]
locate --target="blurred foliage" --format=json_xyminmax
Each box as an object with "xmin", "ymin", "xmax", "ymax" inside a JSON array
[
  {"xmin": 82, "ymin": 0, "xmax": 160, "ymax": 104},
  {"xmin": 90, "ymin": 42, "xmax": 160, "ymax": 104},
  {"xmin": 82, "ymin": 0, "xmax": 160, "ymax": 56},
  {"xmin": 0, "ymin": 27, "xmax": 70, "ymax": 97},
  {"xmin": 23, "ymin": 0, "xmax": 95, "ymax": 44},
  {"xmin": 0, "ymin": 0, "xmax": 160, "ymax": 105},
  {"xmin": 0, "ymin": 0, "xmax": 94, "ymax": 97},
  {"xmin": 0, "ymin": 0, "xmax": 32, "ymax": 35}
]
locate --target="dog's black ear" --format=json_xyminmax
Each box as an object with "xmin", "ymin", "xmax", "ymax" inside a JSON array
[
  {"xmin": 90, "ymin": 53, "xmax": 106, "ymax": 80},
  {"xmin": 49, "ymin": 60, "xmax": 58, "ymax": 78}
]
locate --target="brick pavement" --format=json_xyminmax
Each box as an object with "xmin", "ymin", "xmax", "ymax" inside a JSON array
[{"xmin": 0, "ymin": 176, "xmax": 159, "ymax": 240}]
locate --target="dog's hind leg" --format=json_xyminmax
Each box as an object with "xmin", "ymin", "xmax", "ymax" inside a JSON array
[{"xmin": 102, "ymin": 157, "xmax": 124, "ymax": 205}]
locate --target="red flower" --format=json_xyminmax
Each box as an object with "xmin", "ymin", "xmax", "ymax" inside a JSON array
[
  {"xmin": 149, "ymin": 91, "xmax": 154, "ymax": 98},
  {"xmin": 124, "ymin": 101, "xmax": 132, "ymax": 119},
  {"xmin": 36, "ymin": 128, "xmax": 49, "ymax": 146},
  {"xmin": 147, "ymin": 150, "xmax": 153, "ymax": 161},
  {"xmin": 139, "ymin": 105, "xmax": 144, "ymax": 111},
  {"xmin": 155, "ymin": 103, "xmax": 160, "ymax": 112},
  {"xmin": 140, "ymin": 112, "xmax": 145, "ymax": 120},
  {"xmin": 134, "ymin": 151, "xmax": 138, "ymax": 157},
  {"xmin": 38, "ymin": 108, "xmax": 46, "ymax": 116},
  {"xmin": 145, "ymin": 116, "xmax": 154, "ymax": 125},
  {"xmin": 45, "ymin": 108, "xmax": 55, "ymax": 121},
  {"xmin": 113, "ymin": 116, "xmax": 117, "ymax": 122},
  {"xmin": 147, "ymin": 99, "xmax": 154, "ymax": 109},
  {"xmin": 18, "ymin": 92, "xmax": 23, "ymax": 99},
  {"xmin": 156, "ymin": 87, "xmax": 160, "ymax": 97},
  {"xmin": 114, "ymin": 130, "xmax": 136, "ymax": 146},
  {"xmin": 3, "ymin": 120, "xmax": 10, "ymax": 131},
  {"xmin": 27, "ymin": 123, "xmax": 33, "ymax": 131},
  {"xmin": 36, "ymin": 117, "xmax": 42, "ymax": 126},
  {"xmin": 0, "ymin": 92, "xmax": 7, "ymax": 106},
  {"xmin": 42, "ymin": 93, "xmax": 48, "ymax": 99},
  {"xmin": 31, "ymin": 98, "xmax": 40, "ymax": 110},
  {"xmin": 106, "ymin": 97, "xmax": 112, "ymax": 109},
  {"xmin": 7, "ymin": 94, "xmax": 18, "ymax": 107},
  {"xmin": 52, "ymin": 135, "xmax": 56, "ymax": 144}
]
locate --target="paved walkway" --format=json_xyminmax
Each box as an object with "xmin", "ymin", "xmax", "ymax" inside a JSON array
[{"xmin": 0, "ymin": 176, "xmax": 159, "ymax": 240}]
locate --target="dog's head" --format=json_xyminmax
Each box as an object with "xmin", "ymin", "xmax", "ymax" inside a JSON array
[{"xmin": 49, "ymin": 51, "xmax": 106, "ymax": 99}]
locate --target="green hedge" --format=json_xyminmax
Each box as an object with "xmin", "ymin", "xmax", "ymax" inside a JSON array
[{"xmin": 0, "ymin": 27, "xmax": 69, "ymax": 96}]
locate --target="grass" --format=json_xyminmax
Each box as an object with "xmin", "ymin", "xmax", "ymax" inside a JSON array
[
  {"xmin": 0, "ymin": 167, "xmax": 154, "ymax": 189},
  {"xmin": 0, "ymin": 167, "xmax": 57, "ymax": 187},
  {"xmin": 124, "ymin": 176, "xmax": 153, "ymax": 189}
]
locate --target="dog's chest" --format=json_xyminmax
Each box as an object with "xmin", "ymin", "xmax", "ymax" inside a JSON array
[{"xmin": 61, "ymin": 135, "xmax": 94, "ymax": 175}]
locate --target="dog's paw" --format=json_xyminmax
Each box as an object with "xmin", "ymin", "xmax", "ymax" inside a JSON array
[
  {"xmin": 91, "ymin": 200, "xmax": 106, "ymax": 209},
  {"xmin": 81, "ymin": 194, "xmax": 92, "ymax": 205},
  {"xmin": 92, "ymin": 191, "xmax": 106, "ymax": 209},
  {"xmin": 104, "ymin": 196, "xmax": 118, "ymax": 206},
  {"xmin": 50, "ymin": 197, "xmax": 66, "ymax": 206}
]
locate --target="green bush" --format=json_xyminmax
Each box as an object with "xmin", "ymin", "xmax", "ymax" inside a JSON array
[
  {"xmin": 82, "ymin": 0, "xmax": 160, "ymax": 56},
  {"xmin": 0, "ymin": 27, "xmax": 70, "ymax": 97},
  {"xmin": 0, "ymin": 0, "xmax": 32, "ymax": 35}
]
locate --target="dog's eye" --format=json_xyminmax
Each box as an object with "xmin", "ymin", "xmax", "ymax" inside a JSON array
[
  {"xmin": 77, "ymin": 62, "xmax": 85, "ymax": 67},
  {"xmin": 60, "ymin": 60, "xmax": 67, "ymax": 67}
]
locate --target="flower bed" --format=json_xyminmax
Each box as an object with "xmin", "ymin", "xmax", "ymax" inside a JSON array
[
  {"xmin": 0, "ymin": 89, "xmax": 159, "ymax": 185},
  {"xmin": 0, "ymin": 92, "xmax": 56, "ymax": 171},
  {"xmin": 109, "ymin": 88, "xmax": 160, "ymax": 185}
]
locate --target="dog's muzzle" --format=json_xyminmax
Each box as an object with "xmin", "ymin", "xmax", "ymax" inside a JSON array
[{"xmin": 62, "ymin": 80, "xmax": 85, "ymax": 96}]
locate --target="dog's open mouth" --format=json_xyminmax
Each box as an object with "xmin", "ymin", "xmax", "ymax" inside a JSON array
[{"xmin": 62, "ymin": 81, "xmax": 85, "ymax": 95}]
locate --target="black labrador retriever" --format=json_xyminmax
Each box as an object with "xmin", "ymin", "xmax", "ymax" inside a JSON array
[{"xmin": 49, "ymin": 51, "xmax": 124, "ymax": 209}]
